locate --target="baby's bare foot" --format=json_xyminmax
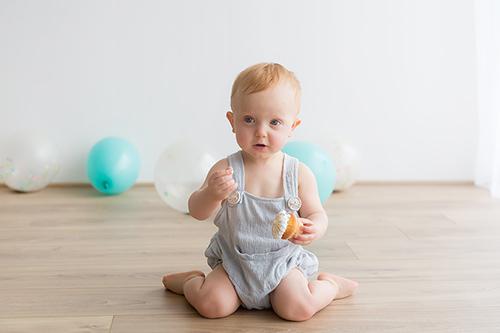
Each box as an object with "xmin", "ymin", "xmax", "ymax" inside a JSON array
[
  {"xmin": 162, "ymin": 270, "xmax": 205, "ymax": 295},
  {"xmin": 317, "ymin": 272, "xmax": 359, "ymax": 299}
]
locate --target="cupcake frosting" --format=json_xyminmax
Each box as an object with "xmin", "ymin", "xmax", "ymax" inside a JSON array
[{"xmin": 272, "ymin": 210, "xmax": 291, "ymax": 239}]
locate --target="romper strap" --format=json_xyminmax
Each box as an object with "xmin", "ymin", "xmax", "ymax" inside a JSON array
[
  {"xmin": 226, "ymin": 151, "xmax": 245, "ymax": 206},
  {"xmin": 283, "ymin": 153, "xmax": 302, "ymax": 212},
  {"xmin": 227, "ymin": 151, "xmax": 245, "ymax": 190}
]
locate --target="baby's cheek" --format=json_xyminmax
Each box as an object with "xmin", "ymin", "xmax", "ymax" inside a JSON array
[
  {"xmin": 274, "ymin": 132, "xmax": 289, "ymax": 147},
  {"xmin": 235, "ymin": 132, "xmax": 250, "ymax": 147}
]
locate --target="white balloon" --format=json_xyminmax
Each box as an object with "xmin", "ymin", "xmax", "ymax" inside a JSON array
[
  {"xmin": 154, "ymin": 140, "xmax": 215, "ymax": 213},
  {"xmin": 1, "ymin": 133, "xmax": 60, "ymax": 192},
  {"xmin": 329, "ymin": 141, "xmax": 360, "ymax": 192}
]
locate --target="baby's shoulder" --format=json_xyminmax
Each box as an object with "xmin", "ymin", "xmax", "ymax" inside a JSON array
[
  {"xmin": 285, "ymin": 154, "xmax": 311, "ymax": 179},
  {"xmin": 206, "ymin": 157, "xmax": 230, "ymax": 176},
  {"xmin": 297, "ymin": 162, "xmax": 316, "ymax": 187}
]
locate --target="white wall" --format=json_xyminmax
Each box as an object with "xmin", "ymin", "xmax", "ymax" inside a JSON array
[{"xmin": 0, "ymin": 0, "xmax": 477, "ymax": 182}]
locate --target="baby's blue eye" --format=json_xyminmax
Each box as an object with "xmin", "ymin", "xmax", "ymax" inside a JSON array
[
  {"xmin": 244, "ymin": 116, "xmax": 255, "ymax": 124},
  {"xmin": 270, "ymin": 119, "xmax": 281, "ymax": 126}
]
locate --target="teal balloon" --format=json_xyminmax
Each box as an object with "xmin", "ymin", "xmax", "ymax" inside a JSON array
[
  {"xmin": 282, "ymin": 141, "xmax": 335, "ymax": 203},
  {"xmin": 87, "ymin": 137, "xmax": 140, "ymax": 195}
]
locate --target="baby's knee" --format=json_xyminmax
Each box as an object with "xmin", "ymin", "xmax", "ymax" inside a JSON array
[
  {"xmin": 273, "ymin": 298, "xmax": 315, "ymax": 322},
  {"xmin": 194, "ymin": 290, "xmax": 238, "ymax": 319}
]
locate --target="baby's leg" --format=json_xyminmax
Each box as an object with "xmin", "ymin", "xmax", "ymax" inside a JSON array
[
  {"xmin": 270, "ymin": 269, "xmax": 358, "ymax": 322},
  {"xmin": 166, "ymin": 265, "xmax": 241, "ymax": 319}
]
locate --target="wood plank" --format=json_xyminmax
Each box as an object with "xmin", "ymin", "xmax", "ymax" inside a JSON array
[{"xmin": 0, "ymin": 316, "xmax": 112, "ymax": 333}]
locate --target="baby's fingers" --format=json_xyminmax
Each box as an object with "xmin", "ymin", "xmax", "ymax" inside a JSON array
[
  {"xmin": 209, "ymin": 168, "xmax": 232, "ymax": 182},
  {"xmin": 210, "ymin": 174, "xmax": 234, "ymax": 190},
  {"xmin": 220, "ymin": 180, "xmax": 238, "ymax": 194},
  {"xmin": 217, "ymin": 167, "xmax": 233, "ymax": 178},
  {"xmin": 293, "ymin": 233, "xmax": 315, "ymax": 242},
  {"xmin": 289, "ymin": 235, "xmax": 313, "ymax": 246},
  {"xmin": 300, "ymin": 225, "xmax": 316, "ymax": 234}
]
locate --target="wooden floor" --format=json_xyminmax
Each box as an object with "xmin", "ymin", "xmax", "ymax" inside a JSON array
[{"xmin": 1, "ymin": 184, "xmax": 500, "ymax": 332}]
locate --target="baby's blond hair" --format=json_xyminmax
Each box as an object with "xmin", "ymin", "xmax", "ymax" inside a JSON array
[{"xmin": 230, "ymin": 63, "xmax": 301, "ymax": 112}]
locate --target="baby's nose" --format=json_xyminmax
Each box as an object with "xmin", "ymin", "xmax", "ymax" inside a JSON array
[{"xmin": 255, "ymin": 125, "xmax": 267, "ymax": 137}]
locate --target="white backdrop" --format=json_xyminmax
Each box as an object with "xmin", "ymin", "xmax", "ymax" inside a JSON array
[
  {"xmin": 0, "ymin": 0, "xmax": 477, "ymax": 183},
  {"xmin": 474, "ymin": 0, "xmax": 500, "ymax": 197}
]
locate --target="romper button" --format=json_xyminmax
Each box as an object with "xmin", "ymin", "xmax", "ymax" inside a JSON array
[
  {"xmin": 287, "ymin": 196, "xmax": 302, "ymax": 211},
  {"xmin": 227, "ymin": 191, "xmax": 242, "ymax": 206}
]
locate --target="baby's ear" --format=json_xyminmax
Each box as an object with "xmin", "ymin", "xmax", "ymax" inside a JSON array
[
  {"xmin": 292, "ymin": 118, "xmax": 302, "ymax": 130},
  {"xmin": 226, "ymin": 111, "xmax": 235, "ymax": 133}
]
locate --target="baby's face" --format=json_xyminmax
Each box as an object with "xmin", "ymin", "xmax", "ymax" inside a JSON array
[{"xmin": 227, "ymin": 81, "xmax": 300, "ymax": 159}]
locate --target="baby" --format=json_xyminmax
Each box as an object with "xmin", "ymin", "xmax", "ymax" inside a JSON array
[{"xmin": 162, "ymin": 63, "xmax": 358, "ymax": 321}]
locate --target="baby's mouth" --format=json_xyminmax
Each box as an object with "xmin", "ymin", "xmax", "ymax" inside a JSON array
[{"xmin": 254, "ymin": 144, "xmax": 267, "ymax": 147}]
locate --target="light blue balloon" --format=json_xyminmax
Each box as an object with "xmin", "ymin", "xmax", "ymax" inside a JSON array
[
  {"xmin": 282, "ymin": 141, "xmax": 335, "ymax": 204},
  {"xmin": 87, "ymin": 137, "xmax": 140, "ymax": 195}
]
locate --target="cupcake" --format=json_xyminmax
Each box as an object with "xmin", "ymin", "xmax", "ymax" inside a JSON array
[{"xmin": 272, "ymin": 210, "xmax": 302, "ymax": 240}]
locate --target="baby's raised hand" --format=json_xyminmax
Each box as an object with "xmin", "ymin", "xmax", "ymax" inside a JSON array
[{"xmin": 206, "ymin": 167, "xmax": 238, "ymax": 201}]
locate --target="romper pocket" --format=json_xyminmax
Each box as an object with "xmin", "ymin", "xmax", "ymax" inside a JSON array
[
  {"xmin": 233, "ymin": 243, "xmax": 298, "ymax": 294},
  {"xmin": 235, "ymin": 243, "xmax": 291, "ymax": 261}
]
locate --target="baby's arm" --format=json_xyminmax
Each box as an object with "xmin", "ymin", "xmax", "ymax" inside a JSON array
[
  {"xmin": 291, "ymin": 163, "xmax": 328, "ymax": 246},
  {"xmin": 188, "ymin": 158, "xmax": 237, "ymax": 220}
]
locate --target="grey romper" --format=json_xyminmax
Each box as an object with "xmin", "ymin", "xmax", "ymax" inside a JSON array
[{"xmin": 204, "ymin": 151, "xmax": 319, "ymax": 309}]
